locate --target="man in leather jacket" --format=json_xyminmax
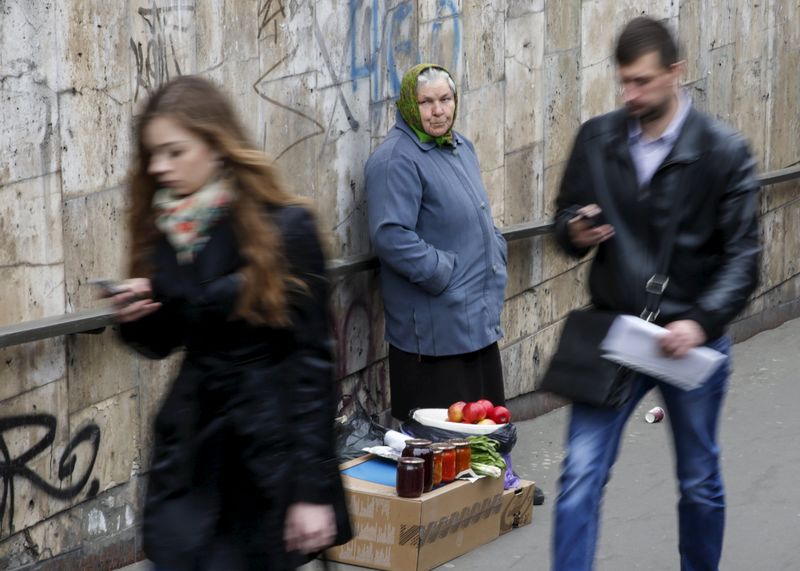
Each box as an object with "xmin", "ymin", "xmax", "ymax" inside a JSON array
[{"xmin": 551, "ymin": 17, "xmax": 760, "ymax": 571}]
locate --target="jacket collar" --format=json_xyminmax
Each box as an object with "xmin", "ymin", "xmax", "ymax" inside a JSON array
[
  {"xmin": 394, "ymin": 110, "xmax": 463, "ymax": 151},
  {"xmin": 607, "ymin": 106, "xmax": 704, "ymax": 166},
  {"xmin": 627, "ymin": 90, "xmax": 691, "ymax": 149}
]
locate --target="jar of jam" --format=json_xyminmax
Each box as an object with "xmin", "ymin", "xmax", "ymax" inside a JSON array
[
  {"xmin": 439, "ymin": 443, "xmax": 457, "ymax": 483},
  {"xmin": 402, "ymin": 438, "xmax": 434, "ymax": 492},
  {"xmin": 449, "ymin": 439, "xmax": 472, "ymax": 475},
  {"xmin": 396, "ymin": 457, "xmax": 424, "ymax": 498},
  {"xmin": 430, "ymin": 445, "xmax": 444, "ymax": 487}
]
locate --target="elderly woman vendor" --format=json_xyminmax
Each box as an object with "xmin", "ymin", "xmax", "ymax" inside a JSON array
[{"xmin": 366, "ymin": 64, "xmax": 508, "ymax": 421}]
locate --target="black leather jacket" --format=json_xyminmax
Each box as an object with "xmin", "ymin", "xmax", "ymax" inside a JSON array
[{"xmin": 554, "ymin": 107, "xmax": 761, "ymax": 340}]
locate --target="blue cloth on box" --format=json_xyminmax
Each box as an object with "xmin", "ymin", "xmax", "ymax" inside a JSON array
[{"xmin": 342, "ymin": 457, "xmax": 398, "ymax": 487}]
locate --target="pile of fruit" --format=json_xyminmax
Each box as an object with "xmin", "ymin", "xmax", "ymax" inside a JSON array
[{"xmin": 447, "ymin": 398, "xmax": 512, "ymax": 425}]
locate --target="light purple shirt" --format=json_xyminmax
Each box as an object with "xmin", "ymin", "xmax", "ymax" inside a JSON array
[{"xmin": 628, "ymin": 92, "xmax": 691, "ymax": 188}]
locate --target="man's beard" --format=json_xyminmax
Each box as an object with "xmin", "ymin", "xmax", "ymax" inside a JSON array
[{"xmin": 628, "ymin": 98, "xmax": 671, "ymax": 125}]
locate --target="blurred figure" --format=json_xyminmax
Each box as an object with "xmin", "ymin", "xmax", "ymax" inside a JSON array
[
  {"xmin": 366, "ymin": 64, "xmax": 508, "ymax": 421},
  {"xmin": 112, "ymin": 75, "xmax": 350, "ymax": 570},
  {"xmin": 551, "ymin": 17, "xmax": 760, "ymax": 571}
]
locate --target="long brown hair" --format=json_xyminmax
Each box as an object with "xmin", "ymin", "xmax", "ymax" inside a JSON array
[{"xmin": 128, "ymin": 75, "xmax": 307, "ymax": 327}]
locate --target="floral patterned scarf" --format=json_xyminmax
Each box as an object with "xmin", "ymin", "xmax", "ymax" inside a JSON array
[
  {"xmin": 152, "ymin": 178, "xmax": 234, "ymax": 264},
  {"xmin": 397, "ymin": 63, "xmax": 458, "ymax": 147}
]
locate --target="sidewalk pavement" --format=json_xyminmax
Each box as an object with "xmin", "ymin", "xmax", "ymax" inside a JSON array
[{"xmin": 120, "ymin": 316, "xmax": 800, "ymax": 571}]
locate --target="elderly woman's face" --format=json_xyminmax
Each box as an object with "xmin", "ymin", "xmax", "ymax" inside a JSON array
[
  {"xmin": 417, "ymin": 79, "xmax": 455, "ymax": 137},
  {"xmin": 144, "ymin": 115, "xmax": 219, "ymax": 196}
]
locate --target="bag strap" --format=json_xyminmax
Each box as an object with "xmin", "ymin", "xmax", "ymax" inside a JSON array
[{"xmin": 639, "ymin": 166, "xmax": 690, "ymax": 322}]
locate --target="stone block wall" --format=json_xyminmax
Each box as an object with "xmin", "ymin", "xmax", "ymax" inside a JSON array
[{"xmin": 0, "ymin": 1, "xmax": 798, "ymax": 567}]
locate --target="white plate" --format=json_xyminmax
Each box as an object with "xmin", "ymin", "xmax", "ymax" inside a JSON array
[{"xmin": 412, "ymin": 408, "xmax": 506, "ymax": 435}]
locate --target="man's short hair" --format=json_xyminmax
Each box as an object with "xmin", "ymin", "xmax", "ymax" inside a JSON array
[{"xmin": 615, "ymin": 16, "xmax": 679, "ymax": 69}]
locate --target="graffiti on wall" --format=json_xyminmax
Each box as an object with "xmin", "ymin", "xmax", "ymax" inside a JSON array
[
  {"xmin": 253, "ymin": 1, "xmax": 461, "ymax": 160},
  {"xmin": 130, "ymin": 3, "xmax": 195, "ymax": 102},
  {"xmin": 0, "ymin": 415, "xmax": 101, "ymax": 536},
  {"xmin": 258, "ymin": 0, "xmax": 287, "ymax": 42},
  {"xmin": 253, "ymin": 0, "xmax": 324, "ymax": 160},
  {"xmin": 349, "ymin": 0, "xmax": 461, "ymax": 101},
  {"xmin": 332, "ymin": 279, "xmax": 390, "ymax": 415}
]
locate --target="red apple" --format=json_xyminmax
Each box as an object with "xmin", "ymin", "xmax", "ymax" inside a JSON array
[
  {"xmin": 477, "ymin": 418, "xmax": 496, "ymax": 425},
  {"xmin": 447, "ymin": 401, "xmax": 466, "ymax": 423},
  {"xmin": 462, "ymin": 402, "xmax": 486, "ymax": 423},
  {"xmin": 489, "ymin": 405, "xmax": 511, "ymax": 425},
  {"xmin": 475, "ymin": 399, "xmax": 494, "ymax": 417}
]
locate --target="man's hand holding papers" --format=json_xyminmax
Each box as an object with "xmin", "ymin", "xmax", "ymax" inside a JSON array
[
  {"xmin": 660, "ymin": 320, "xmax": 707, "ymax": 358},
  {"xmin": 599, "ymin": 315, "xmax": 725, "ymax": 391}
]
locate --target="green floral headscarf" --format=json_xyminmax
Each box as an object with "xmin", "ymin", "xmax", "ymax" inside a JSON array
[{"xmin": 397, "ymin": 63, "xmax": 458, "ymax": 147}]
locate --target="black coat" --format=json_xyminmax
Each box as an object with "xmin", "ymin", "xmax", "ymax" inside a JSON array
[
  {"xmin": 554, "ymin": 107, "xmax": 761, "ymax": 339},
  {"xmin": 120, "ymin": 204, "xmax": 351, "ymax": 571}
]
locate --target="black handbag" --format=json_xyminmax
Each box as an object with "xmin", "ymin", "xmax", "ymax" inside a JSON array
[
  {"xmin": 540, "ymin": 309, "xmax": 635, "ymax": 408},
  {"xmin": 540, "ymin": 270, "xmax": 677, "ymax": 408},
  {"xmin": 540, "ymin": 155, "xmax": 688, "ymax": 408}
]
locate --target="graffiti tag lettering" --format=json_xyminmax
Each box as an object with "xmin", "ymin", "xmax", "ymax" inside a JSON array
[
  {"xmin": 0, "ymin": 414, "xmax": 101, "ymax": 536},
  {"xmin": 130, "ymin": 4, "xmax": 195, "ymax": 101}
]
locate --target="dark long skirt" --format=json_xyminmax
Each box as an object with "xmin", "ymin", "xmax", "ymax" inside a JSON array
[{"xmin": 388, "ymin": 342, "xmax": 505, "ymax": 421}]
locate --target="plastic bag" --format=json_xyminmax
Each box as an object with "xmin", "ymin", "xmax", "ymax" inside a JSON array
[
  {"xmin": 335, "ymin": 403, "xmax": 389, "ymax": 461},
  {"xmin": 502, "ymin": 452, "xmax": 521, "ymax": 490},
  {"xmin": 399, "ymin": 417, "xmax": 518, "ymax": 455}
]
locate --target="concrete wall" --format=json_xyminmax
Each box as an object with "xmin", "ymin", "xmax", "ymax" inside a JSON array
[{"xmin": 0, "ymin": 1, "xmax": 798, "ymax": 567}]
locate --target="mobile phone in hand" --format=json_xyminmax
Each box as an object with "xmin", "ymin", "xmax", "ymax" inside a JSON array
[
  {"xmin": 90, "ymin": 278, "xmax": 128, "ymax": 297},
  {"xmin": 584, "ymin": 210, "xmax": 606, "ymax": 227}
]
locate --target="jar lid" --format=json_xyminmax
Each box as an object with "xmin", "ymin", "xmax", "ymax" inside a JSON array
[
  {"xmin": 398, "ymin": 457, "xmax": 424, "ymax": 464},
  {"xmin": 448, "ymin": 439, "xmax": 470, "ymax": 446},
  {"xmin": 405, "ymin": 439, "xmax": 433, "ymax": 447}
]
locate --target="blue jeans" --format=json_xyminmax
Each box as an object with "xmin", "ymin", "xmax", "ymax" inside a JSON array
[{"xmin": 553, "ymin": 336, "xmax": 731, "ymax": 571}]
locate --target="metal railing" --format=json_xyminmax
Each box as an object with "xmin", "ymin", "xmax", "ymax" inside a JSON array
[{"xmin": 2, "ymin": 165, "xmax": 799, "ymax": 350}]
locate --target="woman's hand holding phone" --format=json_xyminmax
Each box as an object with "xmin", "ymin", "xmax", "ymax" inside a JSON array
[{"xmin": 94, "ymin": 278, "xmax": 162, "ymax": 323}]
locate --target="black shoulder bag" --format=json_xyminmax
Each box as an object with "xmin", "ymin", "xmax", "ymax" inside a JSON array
[{"xmin": 539, "ymin": 159, "xmax": 687, "ymax": 408}]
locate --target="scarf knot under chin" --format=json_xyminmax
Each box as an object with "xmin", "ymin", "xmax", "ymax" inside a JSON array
[{"xmin": 152, "ymin": 179, "xmax": 234, "ymax": 264}]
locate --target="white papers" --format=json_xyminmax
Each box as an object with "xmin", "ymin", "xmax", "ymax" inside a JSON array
[
  {"xmin": 600, "ymin": 315, "xmax": 726, "ymax": 391},
  {"xmin": 359, "ymin": 431, "xmax": 415, "ymax": 460},
  {"xmin": 362, "ymin": 446, "xmax": 401, "ymax": 461}
]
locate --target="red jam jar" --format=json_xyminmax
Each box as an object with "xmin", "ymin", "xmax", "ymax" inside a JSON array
[
  {"xmin": 431, "ymin": 445, "xmax": 444, "ymax": 487},
  {"xmin": 402, "ymin": 439, "xmax": 434, "ymax": 492},
  {"xmin": 439, "ymin": 444, "xmax": 457, "ymax": 483},
  {"xmin": 396, "ymin": 457, "xmax": 424, "ymax": 498},
  {"xmin": 449, "ymin": 439, "xmax": 472, "ymax": 475}
]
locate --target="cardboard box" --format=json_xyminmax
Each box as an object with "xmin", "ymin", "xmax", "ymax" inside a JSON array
[
  {"xmin": 328, "ymin": 455, "xmax": 505, "ymax": 571},
  {"xmin": 498, "ymin": 479, "xmax": 536, "ymax": 535}
]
